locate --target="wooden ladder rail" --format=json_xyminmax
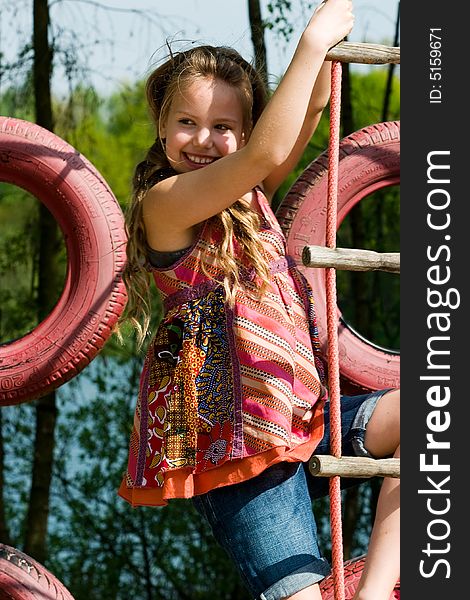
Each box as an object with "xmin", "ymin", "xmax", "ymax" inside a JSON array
[
  {"xmin": 303, "ymin": 246, "xmax": 400, "ymax": 274},
  {"xmin": 310, "ymin": 455, "xmax": 400, "ymax": 479},
  {"xmin": 326, "ymin": 41, "xmax": 400, "ymax": 65}
]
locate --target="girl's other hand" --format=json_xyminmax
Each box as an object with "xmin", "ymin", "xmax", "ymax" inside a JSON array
[{"xmin": 305, "ymin": 0, "xmax": 354, "ymax": 52}]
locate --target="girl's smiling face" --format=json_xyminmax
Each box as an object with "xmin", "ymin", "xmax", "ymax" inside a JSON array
[{"xmin": 161, "ymin": 76, "xmax": 246, "ymax": 173}]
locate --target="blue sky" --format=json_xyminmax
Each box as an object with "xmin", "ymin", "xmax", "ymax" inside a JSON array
[{"xmin": 1, "ymin": 0, "xmax": 399, "ymax": 96}]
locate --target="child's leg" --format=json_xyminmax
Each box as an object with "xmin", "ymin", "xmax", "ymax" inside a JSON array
[
  {"xmin": 352, "ymin": 388, "xmax": 400, "ymax": 600},
  {"xmin": 192, "ymin": 461, "xmax": 331, "ymax": 599}
]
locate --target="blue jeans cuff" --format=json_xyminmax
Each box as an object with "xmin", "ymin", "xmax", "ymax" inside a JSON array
[
  {"xmin": 350, "ymin": 388, "xmax": 393, "ymax": 458},
  {"xmin": 260, "ymin": 558, "xmax": 331, "ymax": 600}
]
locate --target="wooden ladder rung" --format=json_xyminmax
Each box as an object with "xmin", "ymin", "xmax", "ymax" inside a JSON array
[
  {"xmin": 302, "ymin": 246, "xmax": 400, "ymax": 273},
  {"xmin": 326, "ymin": 41, "xmax": 400, "ymax": 65},
  {"xmin": 309, "ymin": 455, "xmax": 400, "ymax": 479}
]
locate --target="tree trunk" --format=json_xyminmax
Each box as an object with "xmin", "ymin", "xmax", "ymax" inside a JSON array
[
  {"xmin": 0, "ymin": 410, "xmax": 11, "ymax": 545},
  {"xmin": 23, "ymin": 0, "xmax": 61, "ymax": 564},
  {"xmin": 248, "ymin": 0, "xmax": 269, "ymax": 88},
  {"xmin": 381, "ymin": 2, "xmax": 400, "ymax": 123},
  {"xmin": 340, "ymin": 59, "xmax": 354, "ymax": 137}
]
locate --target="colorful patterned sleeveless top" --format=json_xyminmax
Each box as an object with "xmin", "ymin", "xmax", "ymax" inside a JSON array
[{"xmin": 119, "ymin": 185, "xmax": 327, "ymax": 507}]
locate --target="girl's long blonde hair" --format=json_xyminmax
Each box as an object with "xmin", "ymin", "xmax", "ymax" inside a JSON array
[{"xmin": 122, "ymin": 45, "xmax": 270, "ymax": 345}]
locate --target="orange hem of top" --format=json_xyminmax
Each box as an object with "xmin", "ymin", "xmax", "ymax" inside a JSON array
[{"xmin": 118, "ymin": 416, "xmax": 324, "ymax": 508}]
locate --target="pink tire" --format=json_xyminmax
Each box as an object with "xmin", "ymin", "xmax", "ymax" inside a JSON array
[
  {"xmin": 0, "ymin": 117, "xmax": 127, "ymax": 405},
  {"xmin": 0, "ymin": 543, "xmax": 75, "ymax": 599},
  {"xmin": 276, "ymin": 121, "xmax": 400, "ymax": 392},
  {"xmin": 319, "ymin": 554, "xmax": 400, "ymax": 599}
]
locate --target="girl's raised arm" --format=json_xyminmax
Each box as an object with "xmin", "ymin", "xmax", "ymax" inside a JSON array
[
  {"xmin": 262, "ymin": 60, "xmax": 332, "ymax": 201},
  {"xmin": 143, "ymin": 0, "xmax": 353, "ymax": 244}
]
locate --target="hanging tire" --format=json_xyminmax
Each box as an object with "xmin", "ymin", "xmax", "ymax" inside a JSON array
[
  {"xmin": 319, "ymin": 554, "xmax": 400, "ymax": 599},
  {"xmin": 0, "ymin": 116, "xmax": 127, "ymax": 406},
  {"xmin": 276, "ymin": 121, "xmax": 400, "ymax": 392},
  {"xmin": 0, "ymin": 544, "xmax": 75, "ymax": 599}
]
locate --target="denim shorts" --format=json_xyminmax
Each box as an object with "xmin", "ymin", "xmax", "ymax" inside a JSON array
[{"xmin": 192, "ymin": 388, "xmax": 392, "ymax": 600}]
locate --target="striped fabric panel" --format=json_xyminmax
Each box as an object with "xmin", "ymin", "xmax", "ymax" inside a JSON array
[{"xmin": 149, "ymin": 188, "xmax": 323, "ymax": 460}]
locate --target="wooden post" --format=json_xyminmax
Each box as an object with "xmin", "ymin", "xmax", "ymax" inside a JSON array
[
  {"xmin": 326, "ymin": 41, "xmax": 400, "ymax": 64},
  {"xmin": 309, "ymin": 455, "xmax": 400, "ymax": 479},
  {"xmin": 302, "ymin": 246, "xmax": 400, "ymax": 273}
]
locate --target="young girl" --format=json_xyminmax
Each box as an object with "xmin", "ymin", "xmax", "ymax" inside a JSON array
[{"xmin": 119, "ymin": 1, "xmax": 400, "ymax": 598}]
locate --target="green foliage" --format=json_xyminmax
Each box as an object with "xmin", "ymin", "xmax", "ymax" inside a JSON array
[
  {"xmin": 336, "ymin": 187, "xmax": 400, "ymax": 350},
  {"xmin": 54, "ymin": 81, "xmax": 154, "ymax": 210},
  {"xmin": 0, "ymin": 185, "xmax": 39, "ymax": 342},
  {"xmin": 1, "ymin": 402, "xmax": 35, "ymax": 546},
  {"xmin": 0, "ymin": 184, "xmax": 67, "ymax": 343},
  {"xmin": 350, "ymin": 67, "xmax": 400, "ymax": 127},
  {"xmin": 275, "ymin": 67, "xmax": 400, "ymax": 207},
  {"xmin": 265, "ymin": 1, "xmax": 315, "ymax": 42},
  {"xmin": 0, "ymin": 44, "xmax": 35, "ymax": 121}
]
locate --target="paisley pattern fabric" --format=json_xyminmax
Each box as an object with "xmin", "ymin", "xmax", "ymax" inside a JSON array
[{"xmin": 120, "ymin": 186, "xmax": 327, "ymax": 506}]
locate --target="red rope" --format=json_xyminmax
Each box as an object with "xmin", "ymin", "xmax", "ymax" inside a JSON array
[{"xmin": 326, "ymin": 60, "xmax": 345, "ymax": 600}]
